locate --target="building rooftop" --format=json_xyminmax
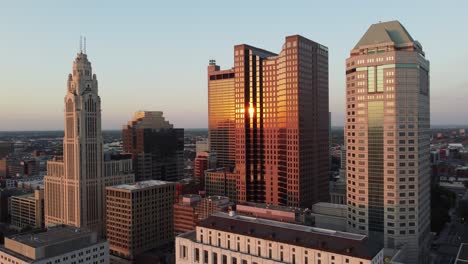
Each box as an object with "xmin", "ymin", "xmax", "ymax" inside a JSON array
[
  {"xmin": 313, "ymin": 202, "xmax": 348, "ymax": 210},
  {"xmin": 198, "ymin": 212, "xmax": 381, "ymax": 260},
  {"xmin": 354, "ymin": 20, "xmax": 414, "ymax": 49},
  {"xmin": 456, "ymin": 243, "xmax": 468, "ymax": 264},
  {"xmin": 1, "ymin": 226, "xmax": 101, "ymax": 261},
  {"xmin": 12, "ymin": 193, "xmax": 35, "ymax": 200},
  {"xmin": 8, "ymin": 226, "xmax": 94, "ymax": 248},
  {"xmin": 206, "ymin": 195, "xmax": 229, "ymax": 202},
  {"xmin": 110, "ymin": 180, "xmax": 174, "ymax": 191},
  {"xmin": 237, "ymin": 202, "xmax": 303, "ymax": 213}
]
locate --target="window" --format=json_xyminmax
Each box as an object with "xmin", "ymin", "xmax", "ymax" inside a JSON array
[
  {"xmin": 204, "ymin": 250, "xmax": 208, "ymax": 264},
  {"xmin": 222, "ymin": 255, "xmax": 227, "ymax": 264},
  {"xmin": 195, "ymin": 248, "xmax": 200, "ymax": 262},
  {"xmin": 180, "ymin": 246, "xmax": 187, "ymax": 259},
  {"xmin": 213, "ymin": 253, "xmax": 218, "ymax": 264},
  {"xmin": 232, "ymin": 257, "xmax": 237, "ymax": 264}
]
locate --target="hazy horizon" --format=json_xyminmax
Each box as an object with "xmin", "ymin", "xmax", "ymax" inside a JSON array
[{"xmin": 1, "ymin": 0, "xmax": 468, "ymax": 130}]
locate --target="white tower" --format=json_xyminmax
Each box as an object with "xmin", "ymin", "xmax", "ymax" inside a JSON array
[{"xmin": 45, "ymin": 47, "xmax": 134, "ymax": 236}]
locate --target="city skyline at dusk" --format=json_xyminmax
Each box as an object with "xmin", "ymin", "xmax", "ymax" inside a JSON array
[{"xmin": 1, "ymin": 0, "xmax": 468, "ymax": 130}]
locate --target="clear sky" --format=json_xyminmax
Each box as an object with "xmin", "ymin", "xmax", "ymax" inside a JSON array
[{"xmin": 0, "ymin": 0, "xmax": 467, "ymax": 130}]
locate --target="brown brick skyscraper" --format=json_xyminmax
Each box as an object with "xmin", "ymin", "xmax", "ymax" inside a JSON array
[{"xmin": 214, "ymin": 35, "xmax": 329, "ymax": 208}]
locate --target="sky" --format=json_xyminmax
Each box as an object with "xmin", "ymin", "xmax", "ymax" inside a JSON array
[{"xmin": 0, "ymin": 0, "xmax": 467, "ymax": 130}]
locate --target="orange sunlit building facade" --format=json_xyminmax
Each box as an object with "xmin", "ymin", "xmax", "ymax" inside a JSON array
[{"xmin": 208, "ymin": 35, "xmax": 329, "ymax": 208}]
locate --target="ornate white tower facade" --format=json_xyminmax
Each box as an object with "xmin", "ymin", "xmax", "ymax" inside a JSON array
[{"xmin": 45, "ymin": 51, "xmax": 134, "ymax": 236}]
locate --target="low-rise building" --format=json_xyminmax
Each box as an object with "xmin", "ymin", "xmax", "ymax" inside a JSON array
[
  {"xmin": 236, "ymin": 203, "xmax": 303, "ymax": 224},
  {"xmin": 205, "ymin": 168, "xmax": 237, "ymax": 201},
  {"xmin": 10, "ymin": 189, "xmax": 44, "ymax": 229},
  {"xmin": 194, "ymin": 152, "xmax": 216, "ymax": 189},
  {"xmin": 309, "ymin": 202, "xmax": 347, "ymax": 231},
  {"xmin": 0, "ymin": 188, "xmax": 32, "ymax": 223},
  {"xmin": 106, "ymin": 180, "xmax": 175, "ymax": 260},
  {"xmin": 0, "ymin": 226, "xmax": 109, "ymax": 264},
  {"xmin": 174, "ymin": 194, "xmax": 230, "ymax": 235},
  {"xmin": 176, "ymin": 212, "xmax": 389, "ymax": 264},
  {"xmin": 329, "ymin": 180, "xmax": 346, "ymax": 205}
]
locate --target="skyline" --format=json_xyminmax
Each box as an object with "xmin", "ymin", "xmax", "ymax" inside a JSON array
[{"xmin": 1, "ymin": 0, "xmax": 468, "ymax": 130}]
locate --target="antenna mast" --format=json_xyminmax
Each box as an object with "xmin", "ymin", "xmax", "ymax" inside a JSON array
[
  {"xmin": 79, "ymin": 36, "xmax": 83, "ymax": 53},
  {"xmin": 84, "ymin": 36, "xmax": 87, "ymax": 54}
]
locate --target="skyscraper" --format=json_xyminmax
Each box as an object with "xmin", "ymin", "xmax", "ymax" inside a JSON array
[
  {"xmin": 122, "ymin": 111, "xmax": 184, "ymax": 181},
  {"xmin": 208, "ymin": 36, "xmax": 329, "ymax": 207},
  {"xmin": 44, "ymin": 51, "xmax": 134, "ymax": 236},
  {"xmin": 233, "ymin": 35, "xmax": 329, "ymax": 207},
  {"xmin": 208, "ymin": 61, "xmax": 236, "ymax": 170},
  {"xmin": 345, "ymin": 21, "xmax": 430, "ymax": 263}
]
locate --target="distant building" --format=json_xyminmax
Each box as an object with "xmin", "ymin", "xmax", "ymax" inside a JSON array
[
  {"xmin": 205, "ymin": 168, "xmax": 237, "ymax": 201},
  {"xmin": 10, "ymin": 189, "xmax": 44, "ymax": 229},
  {"xmin": 460, "ymin": 128, "xmax": 466, "ymax": 137},
  {"xmin": 194, "ymin": 152, "xmax": 216, "ymax": 189},
  {"xmin": 329, "ymin": 180, "xmax": 346, "ymax": 205},
  {"xmin": 106, "ymin": 180, "xmax": 175, "ymax": 260},
  {"xmin": 0, "ymin": 226, "xmax": 109, "ymax": 264},
  {"xmin": 310, "ymin": 202, "xmax": 347, "ymax": 231},
  {"xmin": 0, "ymin": 141, "xmax": 14, "ymax": 159},
  {"xmin": 430, "ymin": 150, "xmax": 440, "ymax": 164},
  {"xmin": 208, "ymin": 61, "xmax": 236, "ymax": 170},
  {"xmin": 175, "ymin": 178, "xmax": 202, "ymax": 203},
  {"xmin": 0, "ymin": 158, "xmax": 8, "ymax": 177},
  {"xmin": 0, "ymin": 188, "xmax": 32, "ymax": 223},
  {"xmin": 176, "ymin": 212, "xmax": 389, "ymax": 264},
  {"xmin": 6, "ymin": 160, "xmax": 39, "ymax": 177},
  {"xmin": 195, "ymin": 139, "xmax": 209, "ymax": 153},
  {"xmin": 173, "ymin": 194, "xmax": 229, "ymax": 234},
  {"xmin": 122, "ymin": 111, "xmax": 184, "ymax": 181},
  {"xmin": 235, "ymin": 203, "xmax": 304, "ymax": 224}
]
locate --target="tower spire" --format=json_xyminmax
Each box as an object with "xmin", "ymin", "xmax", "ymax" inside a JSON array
[
  {"xmin": 84, "ymin": 36, "xmax": 87, "ymax": 54},
  {"xmin": 79, "ymin": 36, "xmax": 82, "ymax": 53}
]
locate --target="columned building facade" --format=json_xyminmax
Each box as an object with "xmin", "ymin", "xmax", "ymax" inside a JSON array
[{"xmin": 345, "ymin": 21, "xmax": 430, "ymax": 263}]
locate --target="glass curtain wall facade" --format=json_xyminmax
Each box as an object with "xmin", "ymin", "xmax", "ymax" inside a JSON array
[{"xmin": 208, "ymin": 62, "xmax": 236, "ymax": 170}]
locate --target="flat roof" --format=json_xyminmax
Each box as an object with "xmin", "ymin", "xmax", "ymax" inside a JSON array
[
  {"xmin": 455, "ymin": 243, "xmax": 468, "ymax": 264},
  {"xmin": 8, "ymin": 226, "xmax": 93, "ymax": 248},
  {"xmin": 198, "ymin": 212, "xmax": 381, "ymax": 260},
  {"xmin": 313, "ymin": 202, "xmax": 348, "ymax": 209},
  {"xmin": 0, "ymin": 246, "xmax": 33, "ymax": 262},
  {"xmin": 110, "ymin": 180, "xmax": 174, "ymax": 191},
  {"xmin": 11, "ymin": 193, "xmax": 35, "ymax": 200},
  {"xmin": 238, "ymin": 202, "xmax": 303, "ymax": 213}
]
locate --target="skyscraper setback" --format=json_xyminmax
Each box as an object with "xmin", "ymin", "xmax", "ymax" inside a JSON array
[
  {"xmin": 44, "ymin": 51, "xmax": 134, "ymax": 236},
  {"xmin": 122, "ymin": 111, "xmax": 184, "ymax": 181},
  {"xmin": 345, "ymin": 21, "xmax": 430, "ymax": 263},
  {"xmin": 208, "ymin": 35, "xmax": 329, "ymax": 208}
]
